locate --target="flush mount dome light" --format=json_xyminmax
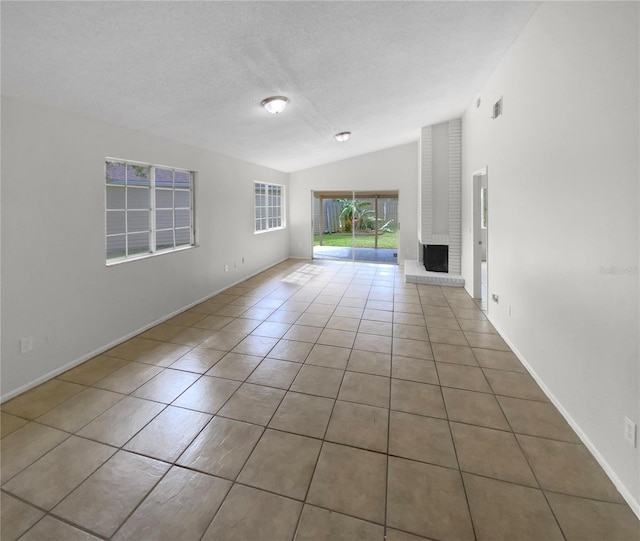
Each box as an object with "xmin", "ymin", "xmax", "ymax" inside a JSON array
[
  {"xmin": 261, "ymin": 96, "xmax": 289, "ymax": 114},
  {"xmin": 334, "ymin": 131, "xmax": 351, "ymax": 142}
]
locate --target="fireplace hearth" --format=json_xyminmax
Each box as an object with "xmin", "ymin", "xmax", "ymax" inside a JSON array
[{"xmin": 424, "ymin": 244, "xmax": 449, "ymax": 273}]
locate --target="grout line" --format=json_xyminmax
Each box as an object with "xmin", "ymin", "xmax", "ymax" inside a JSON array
[
  {"xmin": 27, "ymin": 512, "xmax": 111, "ymax": 541},
  {"xmin": 4, "ymin": 260, "xmax": 634, "ymax": 539},
  {"xmin": 290, "ymin": 278, "xmax": 357, "ymax": 540},
  {"xmin": 437, "ymin": 293, "xmax": 478, "ymax": 541},
  {"xmin": 196, "ymin": 268, "xmax": 310, "ymax": 540},
  {"xmin": 194, "ymin": 432, "xmax": 266, "ymax": 540},
  {"xmin": 497, "ymin": 395, "xmax": 569, "ymax": 540},
  {"xmin": 383, "ymin": 300, "xmax": 395, "ymax": 539}
]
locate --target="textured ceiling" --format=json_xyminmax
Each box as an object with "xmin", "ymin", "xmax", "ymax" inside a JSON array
[{"xmin": 1, "ymin": 1, "xmax": 538, "ymax": 172}]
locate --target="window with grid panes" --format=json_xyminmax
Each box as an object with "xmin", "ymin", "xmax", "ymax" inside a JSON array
[
  {"xmin": 105, "ymin": 159, "xmax": 194, "ymax": 262},
  {"xmin": 254, "ymin": 182, "xmax": 285, "ymax": 232}
]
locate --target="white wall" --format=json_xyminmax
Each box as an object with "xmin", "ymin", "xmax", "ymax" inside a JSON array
[
  {"xmin": 461, "ymin": 2, "xmax": 639, "ymax": 512},
  {"xmin": 1, "ymin": 96, "xmax": 290, "ymax": 399},
  {"xmin": 289, "ymin": 143, "xmax": 419, "ymax": 263}
]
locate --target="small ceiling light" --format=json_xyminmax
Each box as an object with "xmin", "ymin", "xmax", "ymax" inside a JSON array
[
  {"xmin": 261, "ymin": 96, "xmax": 289, "ymax": 114},
  {"xmin": 334, "ymin": 131, "xmax": 351, "ymax": 142}
]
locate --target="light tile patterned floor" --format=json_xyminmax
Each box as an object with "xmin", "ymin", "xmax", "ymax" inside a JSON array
[{"xmin": 1, "ymin": 259, "xmax": 638, "ymax": 540}]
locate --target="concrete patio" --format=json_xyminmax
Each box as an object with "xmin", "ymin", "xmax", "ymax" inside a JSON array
[{"xmin": 312, "ymin": 246, "xmax": 398, "ymax": 264}]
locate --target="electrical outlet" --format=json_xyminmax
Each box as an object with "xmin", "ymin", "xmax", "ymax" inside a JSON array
[
  {"xmin": 20, "ymin": 336, "xmax": 34, "ymax": 354},
  {"xmin": 224, "ymin": 265, "xmax": 229, "ymax": 272},
  {"xmin": 624, "ymin": 417, "xmax": 637, "ymax": 447}
]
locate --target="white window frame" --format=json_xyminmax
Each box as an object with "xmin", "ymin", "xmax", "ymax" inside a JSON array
[
  {"xmin": 480, "ymin": 186, "xmax": 488, "ymax": 229},
  {"xmin": 105, "ymin": 158, "xmax": 195, "ymax": 264},
  {"xmin": 254, "ymin": 181, "xmax": 286, "ymax": 233}
]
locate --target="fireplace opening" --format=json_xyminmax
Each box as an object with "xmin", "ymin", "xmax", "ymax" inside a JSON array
[{"xmin": 424, "ymin": 244, "xmax": 449, "ymax": 273}]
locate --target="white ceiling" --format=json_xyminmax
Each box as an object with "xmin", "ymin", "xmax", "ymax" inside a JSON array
[{"xmin": 1, "ymin": 1, "xmax": 539, "ymax": 172}]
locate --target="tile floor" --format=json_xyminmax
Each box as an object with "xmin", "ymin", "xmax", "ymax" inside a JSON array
[{"xmin": 1, "ymin": 259, "xmax": 638, "ymax": 540}]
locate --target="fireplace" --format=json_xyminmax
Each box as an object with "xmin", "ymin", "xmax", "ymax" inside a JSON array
[{"xmin": 423, "ymin": 244, "xmax": 449, "ymax": 273}]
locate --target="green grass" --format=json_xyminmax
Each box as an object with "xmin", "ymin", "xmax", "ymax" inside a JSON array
[{"xmin": 314, "ymin": 231, "xmax": 398, "ymax": 249}]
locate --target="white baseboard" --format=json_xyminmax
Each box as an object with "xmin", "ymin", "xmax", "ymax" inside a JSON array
[
  {"xmin": 1, "ymin": 257, "xmax": 289, "ymax": 403},
  {"xmin": 487, "ymin": 314, "xmax": 640, "ymax": 520}
]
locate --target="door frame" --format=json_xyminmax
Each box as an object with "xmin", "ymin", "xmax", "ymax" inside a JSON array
[
  {"xmin": 472, "ymin": 167, "xmax": 488, "ymax": 301},
  {"xmin": 310, "ymin": 189, "xmax": 399, "ymax": 264}
]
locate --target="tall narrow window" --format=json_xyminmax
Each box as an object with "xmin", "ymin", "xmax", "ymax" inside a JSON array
[
  {"xmin": 481, "ymin": 186, "xmax": 488, "ymax": 229},
  {"xmin": 105, "ymin": 159, "xmax": 194, "ymax": 263},
  {"xmin": 255, "ymin": 182, "xmax": 285, "ymax": 233}
]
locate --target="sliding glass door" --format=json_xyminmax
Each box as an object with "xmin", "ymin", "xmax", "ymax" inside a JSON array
[{"xmin": 312, "ymin": 190, "xmax": 398, "ymax": 263}]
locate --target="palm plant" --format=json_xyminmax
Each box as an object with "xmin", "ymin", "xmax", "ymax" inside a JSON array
[{"xmin": 335, "ymin": 198, "xmax": 372, "ymax": 232}]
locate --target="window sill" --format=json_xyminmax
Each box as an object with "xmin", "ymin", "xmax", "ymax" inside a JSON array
[
  {"xmin": 254, "ymin": 226, "xmax": 286, "ymax": 235},
  {"xmin": 106, "ymin": 244, "xmax": 196, "ymax": 266}
]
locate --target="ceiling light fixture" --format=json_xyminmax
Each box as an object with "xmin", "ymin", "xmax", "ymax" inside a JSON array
[
  {"xmin": 261, "ymin": 96, "xmax": 289, "ymax": 114},
  {"xmin": 334, "ymin": 131, "xmax": 351, "ymax": 142}
]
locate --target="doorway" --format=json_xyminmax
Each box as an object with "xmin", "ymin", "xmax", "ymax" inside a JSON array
[
  {"xmin": 312, "ymin": 190, "xmax": 399, "ymax": 264},
  {"xmin": 472, "ymin": 169, "xmax": 488, "ymax": 309}
]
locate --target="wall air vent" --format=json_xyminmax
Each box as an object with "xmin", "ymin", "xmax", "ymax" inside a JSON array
[{"xmin": 492, "ymin": 97, "xmax": 503, "ymax": 119}]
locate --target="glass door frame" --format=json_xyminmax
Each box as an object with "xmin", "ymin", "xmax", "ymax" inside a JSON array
[{"xmin": 312, "ymin": 189, "xmax": 399, "ymax": 264}]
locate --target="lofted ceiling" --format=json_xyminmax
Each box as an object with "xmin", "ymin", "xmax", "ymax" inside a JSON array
[{"xmin": 1, "ymin": 1, "xmax": 539, "ymax": 172}]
